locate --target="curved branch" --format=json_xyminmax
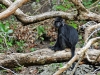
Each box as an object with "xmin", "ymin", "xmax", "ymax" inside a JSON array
[
  {"xmin": 0, "ymin": 0, "xmax": 100, "ymax": 25},
  {"xmin": 53, "ymin": 37, "xmax": 100, "ymax": 75},
  {"xmin": 84, "ymin": 23, "xmax": 100, "ymax": 42},
  {"xmin": 0, "ymin": 0, "xmax": 29, "ymax": 19},
  {"xmin": 71, "ymin": 0, "xmax": 88, "ymax": 13}
]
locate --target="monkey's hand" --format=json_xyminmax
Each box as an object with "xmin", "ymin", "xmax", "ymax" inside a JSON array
[{"xmin": 48, "ymin": 46, "xmax": 60, "ymax": 51}]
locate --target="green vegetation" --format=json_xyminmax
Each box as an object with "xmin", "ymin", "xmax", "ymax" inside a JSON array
[
  {"xmin": 0, "ymin": 4, "xmax": 6, "ymax": 9},
  {"xmin": 50, "ymin": 42, "xmax": 55, "ymax": 46},
  {"xmin": 30, "ymin": 48, "xmax": 36, "ymax": 52},
  {"xmin": 36, "ymin": 0, "xmax": 40, "ymax": 2},
  {"xmin": 68, "ymin": 21, "xmax": 78, "ymax": 29},
  {"xmin": 0, "ymin": 21, "xmax": 13, "ymax": 51},
  {"xmin": 16, "ymin": 40, "xmax": 25, "ymax": 52},
  {"xmin": 52, "ymin": 0, "xmax": 74, "ymax": 11},
  {"xmin": 37, "ymin": 25, "xmax": 46, "ymax": 41},
  {"xmin": 83, "ymin": 0, "xmax": 97, "ymax": 8},
  {"xmin": 0, "ymin": 21, "xmax": 25, "ymax": 52}
]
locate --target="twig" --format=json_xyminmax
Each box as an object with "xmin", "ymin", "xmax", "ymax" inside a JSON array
[
  {"xmin": 86, "ymin": 52, "xmax": 100, "ymax": 63},
  {"xmin": 85, "ymin": 28, "xmax": 100, "ymax": 43},
  {"xmin": 89, "ymin": 0, "xmax": 100, "ymax": 7},
  {"xmin": 0, "ymin": 66, "xmax": 17, "ymax": 75},
  {"xmin": 53, "ymin": 37, "xmax": 100, "ymax": 75},
  {"xmin": 92, "ymin": 66, "xmax": 100, "ymax": 74},
  {"xmin": 33, "ymin": 1, "xmax": 48, "ymax": 14},
  {"xmin": 70, "ymin": 53, "xmax": 85, "ymax": 75}
]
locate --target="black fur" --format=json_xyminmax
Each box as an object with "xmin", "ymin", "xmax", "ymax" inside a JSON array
[
  {"xmin": 49, "ymin": 17, "xmax": 78, "ymax": 74},
  {"xmin": 50, "ymin": 17, "xmax": 78, "ymax": 57}
]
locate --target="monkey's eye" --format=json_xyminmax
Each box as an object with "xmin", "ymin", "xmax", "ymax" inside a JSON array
[{"xmin": 55, "ymin": 22, "xmax": 61, "ymax": 28}]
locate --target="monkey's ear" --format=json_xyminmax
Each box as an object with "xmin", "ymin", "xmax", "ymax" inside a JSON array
[{"xmin": 55, "ymin": 16, "xmax": 63, "ymax": 21}]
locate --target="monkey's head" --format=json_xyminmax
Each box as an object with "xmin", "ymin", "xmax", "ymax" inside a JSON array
[{"xmin": 54, "ymin": 16, "xmax": 63, "ymax": 28}]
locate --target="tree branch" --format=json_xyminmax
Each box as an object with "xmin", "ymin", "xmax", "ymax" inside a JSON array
[
  {"xmin": 0, "ymin": 0, "xmax": 29, "ymax": 19},
  {"xmin": 71, "ymin": 0, "xmax": 88, "ymax": 13},
  {"xmin": 0, "ymin": 48, "xmax": 100, "ymax": 69},
  {"xmin": 53, "ymin": 37, "xmax": 100, "ymax": 75},
  {"xmin": 84, "ymin": 23, "xmax": 100, "ymax": 42},
  {"xmin": 0, "ymin": 0, "xmax": 100, "ymax": 25}
]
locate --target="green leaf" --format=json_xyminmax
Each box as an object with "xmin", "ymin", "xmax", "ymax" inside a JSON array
[
  {"xmin": 4, "ymin": 22, "xmax": 10, "ymax": 32},
  {"xmin": 36, "ymin": 0, "xmax": 40, "ymax": 2},
  {"xmin": 40, "ymin": 37, "xmax": 44, "ymax": 41},
  {"xmin": 0, "ymin": 38, "xmax": 3, "ymax": 43},
  {"xmin": 30, "ymin": 48, "xmax": 36, "ymax": 52},
  {"xmin": 7, "ymin": 29, "xmax": 13, "ymax": 34},
  {"xmin": 79, "ymin": 35, "xmax": 82, "ymax": 40},
  {"xmin": 0, "ymin": 22, "xmax": 5, "ymax": 32},
  {"xmin": 69, "ymin": 22, "xmax": 78, "ymax": 29},
  {"xmin": 37, "ymin": 26, "xmax": 45, "ymax": 36},
  {"xmin": 7, "ymin": 42, "xmax": 12, "ymax": 46},
  {"xmin": 53, "ymin": 5, "xmax": 67, "ymax": 11}
]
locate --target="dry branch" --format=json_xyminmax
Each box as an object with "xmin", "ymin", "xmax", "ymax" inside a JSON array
[
  {"xmin": 0, "ymin": 48, "xmax": 100, "ymax": 68},
  {"xmin": 0, "ymin": 0, "xmax": 100, "ymax": 24},
  {"xmin": 0, "ymin": 0, "xmax": 29, "ymax": 19},
  {"xmin": 85, "ymin": 23, "xmax": 100, "ymax": 42},
  {"xmin": 53, "ymin": 37, "xmax": 100, "ymax": 75},
  {"xmin": 71, "ymin": 0, "xmax": 88, "ymax": 13}
]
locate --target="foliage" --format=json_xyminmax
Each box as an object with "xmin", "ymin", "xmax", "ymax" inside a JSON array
[
  {"xmin": 37, "ymin": 25, "xmax": 46, "ymax": 41},
  {"xmin": 16, "ymin": 40, "xmax": 25, "ymax": 52},
  {"xmin": 52, "ymin": 63, "xmax": 63, "ymax": 68},
  {"xmin": 0, "ymin": 4, "xmax": 6, "ymax": 9},
  {"xmin": 36, "ymin": 0, "xmax": 40, "ymax": 3},
  {"xmin": 0, "ymin": 21, "xmax": 13, "ymax": 51},
  {"xmin": 68, "ymin": 21, "xmax": 78, "ymax": 29},
  {"xmin": 52, "ymin": 0, "xmax": 73, "ymax": 11},
  {"xmin": 30, "ymin": 48, "xmax": 36, "ymax": 52},
  {"xmin": 14, "ymin": 66, "xmax": 24, "ymax": 72},
  {"xmin": 50, "ymin": 41, "xmax": 55, "ymax": 46},
  {"xmin": 82, "ymin": 0, "xmax": 97, "ymax": 8}
]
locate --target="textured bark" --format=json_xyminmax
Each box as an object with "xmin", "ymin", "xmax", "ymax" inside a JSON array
[
  {"xmin": 84, "ymin": 23, "xmax": 100, "ymax": 42},
  {"xmin": 0, "ymin": 48, "xmax": 100, "ymax": 68},
  {"xmin": 0, "ymin": 0, "xmax": 100, "ymax": 24},
  {"xmin": 53, "ymin": 37, "xmax": 100, "ymax": 75},
  {"xmin": 0, "ymin": 0, "xmax": 29, "ymax": 19}
]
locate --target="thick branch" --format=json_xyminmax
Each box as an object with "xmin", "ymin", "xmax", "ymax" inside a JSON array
[
  {"xmin": 0, "ymin": 48, "xmax": 100, "ymax": 68},
  {"xmin": 71, "ymin": 0, "xmax": 88, "ymax": 13},
  {"xmin": 53, "ymin": 37, "xmax": 100, "ymax": 75},
  {"xmin": 0, "ymin": 0, "xmax": 29, "ymax": 19},
  {"xmin": 71, "ymin": 0, "xmax": 100, "ymax": 22},
  {"xmin": 84, "ymin": 23, "xmax": 100, "ymax": 42},
  {"xmin": 0, "ymin": 0, "xmax": 100, "ymax": 25}
]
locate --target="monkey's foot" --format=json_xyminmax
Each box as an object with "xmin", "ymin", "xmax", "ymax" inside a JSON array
[{"xmin": 48, "ymin": 46, "xmax": 64, "ymax": 51}]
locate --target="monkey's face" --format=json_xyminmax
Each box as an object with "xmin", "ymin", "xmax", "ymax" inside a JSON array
[{"xmin": 54, "ymin": 21, "xmax": 62, "ymax": 28}]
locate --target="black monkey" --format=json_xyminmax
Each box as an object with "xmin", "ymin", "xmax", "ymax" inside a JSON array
[
  {"xmin": 49, "ymin": 16, "xmax": 78, "ymax": 58},
  {"xmin": 49, "ymin": 17, "xmax": 78, "ymax": 73}
]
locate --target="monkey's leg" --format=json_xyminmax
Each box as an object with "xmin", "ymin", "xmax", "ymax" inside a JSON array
[
  {"xmin": 49, "ymin": 37, "xmax": 61, "ymax": 51},
  {"xmin": 59, "ymin": 34, "xmax": 67, "ymax": 50}
]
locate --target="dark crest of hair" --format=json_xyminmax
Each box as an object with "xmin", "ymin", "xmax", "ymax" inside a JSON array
[{"xmin": 55, "ymin": 16, "xmax": 63, "ymax": 22}]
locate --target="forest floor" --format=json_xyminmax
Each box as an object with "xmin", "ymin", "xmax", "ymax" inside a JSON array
[{"xmin": 0, "ymin": 1, "xmax": 100, "ymax": 75}]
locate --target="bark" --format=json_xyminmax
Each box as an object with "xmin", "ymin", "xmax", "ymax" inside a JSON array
[
  {"xmin": 0, "ymin": 0, "xmax": 100, "ymax": 24},
  {"xmin": 84, "ymin": 23, "xmax": 100, "ymax": 42},
  {"xmin": 0, "ymin": 48, "xmax": 100, "ymax": 68},
  {"xmin": 53, "ymin": 37, "xmax": 100, "ymax": 75},
  {"xmin": 0, "ymin": 0, "xmax": 29, "ymax": 19}
]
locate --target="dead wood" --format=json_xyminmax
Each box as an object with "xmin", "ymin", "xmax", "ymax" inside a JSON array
[
  {"xmin": 0, "ymin": 0, "xmax": 100, "ymax": 24},
  {"xmin": 53, "ymin": 37, "xmax": 100, "ymax": 75},
  {"xmin": 0, "ymin": 48, "xmax": 100, "ymax": 68},
  {"xmin": 0, "ymin": 0, "xmax": 29, "ymax": 19},
  {"xmin": 84, "ymin": 23, "xmax": 100, "ymax": 42}
]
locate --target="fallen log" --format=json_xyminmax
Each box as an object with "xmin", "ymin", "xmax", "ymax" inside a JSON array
[{"xmin": 0, "ymin": 48, "xmax": 100, "ymax": 68}]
